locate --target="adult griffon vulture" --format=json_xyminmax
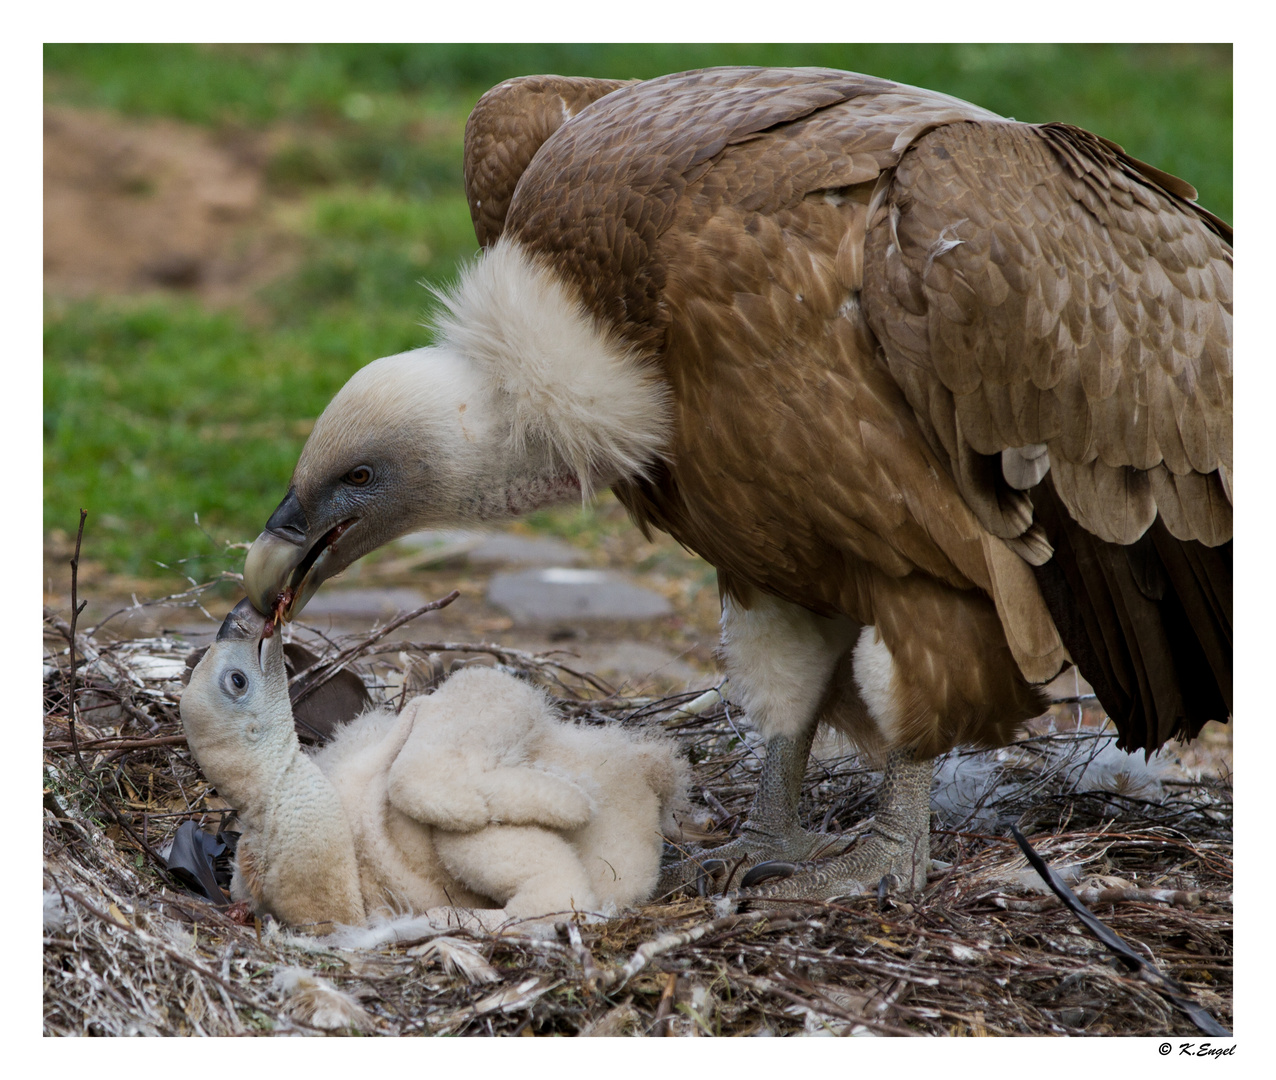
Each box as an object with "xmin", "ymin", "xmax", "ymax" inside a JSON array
[{"xmin": 244, "ymin": 68, "xmax": 1232, "ymax": 900}]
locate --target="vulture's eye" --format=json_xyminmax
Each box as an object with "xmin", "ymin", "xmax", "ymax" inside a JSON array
[
  {"xmin": 222, "ymin": 669, "xmax": 249, "ymax": 697},
  {"xmin": 345, "ymin": 465, "xmax": 374, "ymax": 486}
]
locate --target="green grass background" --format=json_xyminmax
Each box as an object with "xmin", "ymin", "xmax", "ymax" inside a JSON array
[{"xmin": 43, "ymin": 44, "xmax": 1233, "ymax": 584}]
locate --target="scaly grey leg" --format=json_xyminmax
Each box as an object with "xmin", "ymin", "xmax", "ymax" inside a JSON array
[
  {"xmin": 656, "ymin": 722, "xmax": 833, "ymax": 897},
  {"xmin": 738, "ymin": 747, "xmax": 933, "ymax": 901}
]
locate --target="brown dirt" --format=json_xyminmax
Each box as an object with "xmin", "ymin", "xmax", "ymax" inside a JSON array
[{"xmin": 43, "ymin": 105, "xmax": 298, "ymax": 305}]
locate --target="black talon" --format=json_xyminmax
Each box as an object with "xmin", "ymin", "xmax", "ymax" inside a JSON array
[
  {"xmin": 740, "ymin": 861, "xmax": 799, "ymax": 888},
  {"xmin": 722, "ymin": 855, "xmax": 752, "ymax": 894},
  {"xmin": 695, "ymin": 859, "xmax": 727, "ymax": 898},
  {"xmin": 876, "ymin": 874, "xmax": 891, "ymax": 908}
]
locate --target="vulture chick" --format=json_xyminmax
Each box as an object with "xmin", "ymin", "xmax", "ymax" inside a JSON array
[
  {"xmin": 180, "ymin": 599, "xmax": 686, "ymax": 930},
  {"xmin": 244, "ymin": 68, "xmax": 1231, "ymax": 901}
]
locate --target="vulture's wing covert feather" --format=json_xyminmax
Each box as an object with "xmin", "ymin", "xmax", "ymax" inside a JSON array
[
  {"xmin": 861, "ymin": 119, "xmax": 1232, "ymax": 550},
  {"xmin": 463, "ymin": 75, "xmax": 632, "ymax": 248},
  {"xmin": 856, "ymin": 119, "xmax": 1232, "ymax": 750}
]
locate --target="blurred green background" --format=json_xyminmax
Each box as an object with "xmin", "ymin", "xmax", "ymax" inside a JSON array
[{"xmin": 43, "ymin": 44, "xmax": 1233, "ymax": 588}]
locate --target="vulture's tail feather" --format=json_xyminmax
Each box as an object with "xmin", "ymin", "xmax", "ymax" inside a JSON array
[{"xmin": 1030, "ymin": 479, "xmax": 1231, "ymax": 755}]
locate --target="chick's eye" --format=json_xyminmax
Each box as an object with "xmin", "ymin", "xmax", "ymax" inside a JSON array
[
  {"xmin": 222, "ymin": 669, "xmax": 248, "ymax": 696},
  {"xmin": 345, "ymin": 466, "xmax": 373, "ymax": 486}
]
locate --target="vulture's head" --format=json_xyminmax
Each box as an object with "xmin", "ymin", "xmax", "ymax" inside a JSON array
[
  {"xmin": 180, "ymin": 599, "xmax": 295, "ymax": 808},
  {"xmin": 243, "ymin": 346, "xmax": 503, "ymax": 620},
  {"xmin": 243, "ymin": 240, "xmax": 673, "ymax": 623}
]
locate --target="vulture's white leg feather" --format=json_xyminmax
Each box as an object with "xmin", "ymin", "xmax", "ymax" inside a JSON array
[
  {"xmin": 852, "ymin": 626, "xmax": 905, "ymax": 747},
  {"xmin": 654, "ymin": 592, "xmax": 863, "ymax": 892},
  {"xmin": 719, "ymin": 591, "xmax": 859, "ymax": 743}
]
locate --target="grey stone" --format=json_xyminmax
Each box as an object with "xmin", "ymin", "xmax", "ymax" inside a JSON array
[
  {"xmin": 487, "ymin": 568, "xmax": 672, "ymax": 622},
  {"xmin": 396, "ymin": 529, "xmax": 584, "ymax": 567},
  {"xmin": 298, "ymin": 587, "xmax": 431, "ymax": 620},
  {"xmin": 468, "ymin": 533, "xmax": 584, "ymax": 567}
]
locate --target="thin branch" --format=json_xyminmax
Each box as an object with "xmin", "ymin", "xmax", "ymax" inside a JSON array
[
  {"xmin": 351, "ymin": 638, "xmax": 618, "ymax": 697},
  {"xmin": 66, "ymin": 510, "xmax": 90, "ymax": 776},
  {"xmin": 85, "ymin": 572, "xmax": 243, "ymax": 637},
  {"xmin": 45, "ymin": 734, "xmax": 189, "ymax": 752},
  {"xmin": 288, "ymin": 591, "xmax": 461, "ymax": 706}
]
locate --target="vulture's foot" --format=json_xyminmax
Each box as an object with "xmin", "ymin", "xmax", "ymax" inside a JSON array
[
  {"xmin": 736, "ymin": 747, "xmax": 934, "ymax": 903},
  {"xmin": 656, "ymin": 726, "xmax": 830, "ymax": 899},
  {"xmin": 656, "ymin": 824, "xmax": 839, "ymax": 899},
  {"xmin": 734, "ymin": 820, "xmax": 929, "ymax": 902}
]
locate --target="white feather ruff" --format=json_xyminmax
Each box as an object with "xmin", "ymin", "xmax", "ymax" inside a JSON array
[{"xmin": 430, "ymin": 237, "xmax": 673, "ymax": 493}]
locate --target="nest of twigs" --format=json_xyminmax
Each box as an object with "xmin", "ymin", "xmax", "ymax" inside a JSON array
[{"xmin": 44, "ymin": 582, "xmax": 1232, "ymax": 1037}]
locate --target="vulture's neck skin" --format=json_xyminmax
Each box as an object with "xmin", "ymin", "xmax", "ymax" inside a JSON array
[
  {"xmin": 304, "ymin": 348, "xmax": 590, "ymax": 526},
  {"xmin": 449, "ymin": 386, "xmax": 589, "ymax": 522},
  {"xmin": 469, "ymin": 468, "xmax": 584, "ymax": 521}
]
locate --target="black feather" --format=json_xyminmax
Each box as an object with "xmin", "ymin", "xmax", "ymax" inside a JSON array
[{"xmin": 1030, "ymin": 477, "xmax": 1230, "ymax": 754}]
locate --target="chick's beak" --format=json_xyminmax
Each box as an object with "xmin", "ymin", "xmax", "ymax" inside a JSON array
[
  {"xmin": 215, "ymin": 597, "xmax": 277, "ymax": 673},
  {"xmin": 216, "ymin": 597, "xmax": 270, "ymax": 642}
]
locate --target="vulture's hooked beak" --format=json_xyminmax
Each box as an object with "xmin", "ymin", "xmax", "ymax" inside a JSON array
[
  {"xmin": 215, "ymin": 597, "xmax": 278, "ymax": 673},
  {"xmin": 242, "ymin": 488, "xmax": 357, "ymax": 624}
]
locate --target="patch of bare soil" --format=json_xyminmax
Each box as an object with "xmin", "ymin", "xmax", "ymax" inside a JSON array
[{"xmin": 43, "ymin": 105, "xmax": 298, "ymax": 304}]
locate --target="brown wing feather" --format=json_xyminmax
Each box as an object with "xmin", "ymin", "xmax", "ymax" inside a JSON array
[
  {"xmin": 463, "ymin": 75, "xmax": 632, "ymax": 248},
  {"xmin": 857, "ymin": 118, "xmax": 1233, "ymax": 745},
  {"xmin": 503, "ymin": 67, "xmax": 1000, "ymax": 353},
  {"xmin": 860, "ymin": 120, "xmax": 1233, "ymax": 548}
]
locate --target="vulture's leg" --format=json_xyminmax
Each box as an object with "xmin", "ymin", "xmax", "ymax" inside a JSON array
[
  {"xmin": 656, "ymin": 724, "xmax": 829, "ymax": 896},
  {"xmin": 738, "ymin": 747, "xmax": 933, "ymax": 900},
  {"xmin": 656, "ymin": 588, "xmax": 861, "ymax": 897},
  {"xmin": 734, "ymin": 722, "xmax": 825, "ymax": 857}
]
